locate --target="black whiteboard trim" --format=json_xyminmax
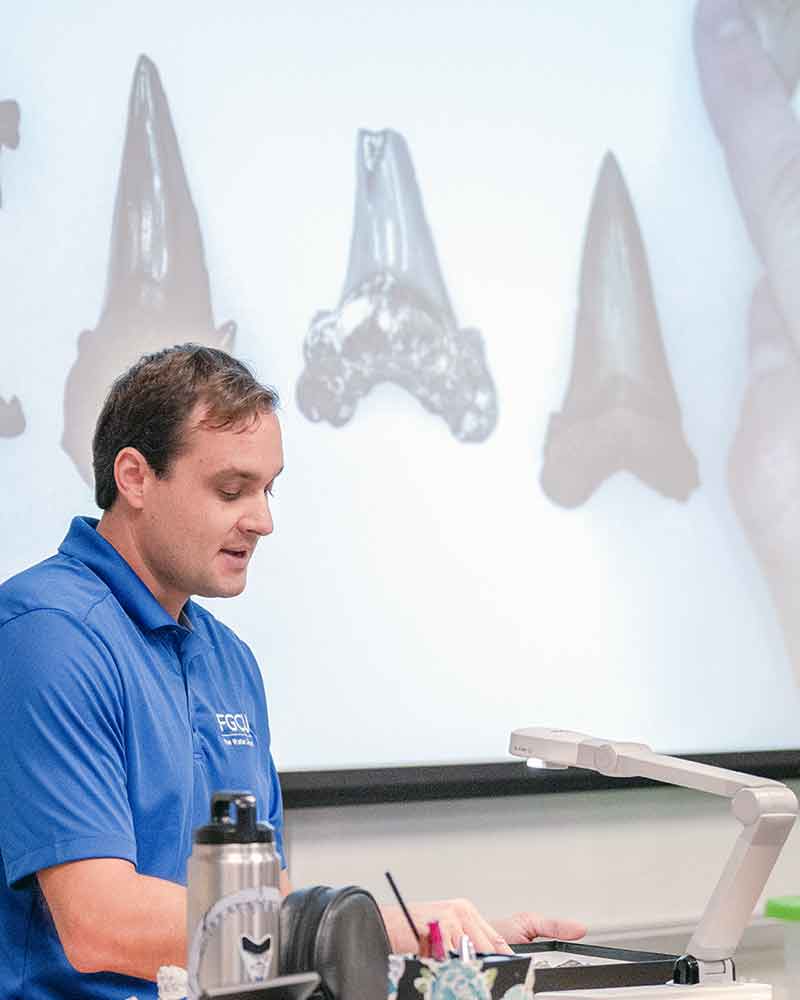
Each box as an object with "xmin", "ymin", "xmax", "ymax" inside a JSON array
[{"xmin": 280, "ymin": 750, "xmax": 800, "ymax": 808}]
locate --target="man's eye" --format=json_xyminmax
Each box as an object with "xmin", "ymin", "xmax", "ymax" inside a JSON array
[{"xmin": 220, "ymin": 490, "xmax": 241, "ymax": 501}]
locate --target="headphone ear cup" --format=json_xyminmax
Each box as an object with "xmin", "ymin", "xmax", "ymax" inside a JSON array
[
  {"xmin": 311, "ymin": 886, "xmax": 391, "ymax": 1000},
  {"xmin": 280, "ymin": 885, "xmax": 331, "ymax": 977}
]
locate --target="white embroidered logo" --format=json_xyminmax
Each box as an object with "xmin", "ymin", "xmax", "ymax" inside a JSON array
[{"xmin": 215, "ymin": 712, "xmax": 255, "ymax": 748}]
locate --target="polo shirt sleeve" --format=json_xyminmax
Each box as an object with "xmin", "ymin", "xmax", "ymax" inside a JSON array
[{"xmin": 0, "ymin": 608, "xmax": 137, "ymax": 888}]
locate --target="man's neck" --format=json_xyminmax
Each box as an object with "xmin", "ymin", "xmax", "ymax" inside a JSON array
[{"xmin": 96, "ymin": 510, "xmax": 186, "ymax": 621}]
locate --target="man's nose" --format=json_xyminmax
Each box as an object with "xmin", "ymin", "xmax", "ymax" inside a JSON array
[{"xmin": 240, "ymin": 495, "xmax": 274, "ymax": 537}]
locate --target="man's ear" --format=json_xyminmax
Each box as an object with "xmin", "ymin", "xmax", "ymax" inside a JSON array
[{"xmin": 113, "ymin": 447, "xmax": 153, "ymax": 510}]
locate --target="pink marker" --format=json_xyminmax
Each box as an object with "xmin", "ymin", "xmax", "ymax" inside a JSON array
[{"xmin": 428, "ymin": 920, "xmax": 446, "ymax": 961}]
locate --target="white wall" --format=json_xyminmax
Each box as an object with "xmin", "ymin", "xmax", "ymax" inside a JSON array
[{"xmin": 284, "ymin": 780, "xmax": 800, "ymax": 936}]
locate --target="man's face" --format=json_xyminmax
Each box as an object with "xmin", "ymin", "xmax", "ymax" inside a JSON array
[{"xmin": 136, "ymin": 403, "xmax": 283, "ymax": 611}]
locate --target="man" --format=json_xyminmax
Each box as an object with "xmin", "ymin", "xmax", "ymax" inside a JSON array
[{"xmin": 0, "ymin": 345, "xmax": 583, "ymax": 999}]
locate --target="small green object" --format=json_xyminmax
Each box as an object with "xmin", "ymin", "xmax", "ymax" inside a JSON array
[{"xmin": 766, "ymin": 896, "xmax": 800, "ymax": 921}]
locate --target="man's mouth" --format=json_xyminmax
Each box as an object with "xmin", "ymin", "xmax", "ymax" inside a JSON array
[{"xmin": 220, "ymin": 547, "xmax": 250, "ymax": 563}]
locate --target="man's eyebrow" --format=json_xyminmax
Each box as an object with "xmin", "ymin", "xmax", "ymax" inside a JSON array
[{"xmin": 211, "ymin": 465, "xmax": 284, "ymax": 482}]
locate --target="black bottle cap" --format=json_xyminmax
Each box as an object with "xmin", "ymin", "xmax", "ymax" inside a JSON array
[{"xmin": 193, "ymin": 791, "xmax": 275, "ymax": 844}]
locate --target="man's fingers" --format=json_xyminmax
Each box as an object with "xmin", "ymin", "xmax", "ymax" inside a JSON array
[
  {"xmin": 464, "ymin": 912, "xmax": 512, "ymax": 955},
  {"xmin": 695, "ymin": 0, "xmax": 800, "ymax": 344},
  {"xmin": 492, "ymin": 912, "xmax": 587, "ymax": 944},
  {"xmin": 522, "ymin": 915, "xmax": 587, "ymax": 941},
  {"xmin": 409, "ymin": 899, "xmax": 511, "ymax": 955},
  {"xmin": 444, "ymin": 900, "xmax": 511, "ymax": 955},
  {"xmin": 436, "ymin": 915, "xmax": 462, "ymax": 953},
  {"xmin": 387, "ymin": 899, "xmax": 584, "ymax": 955}
]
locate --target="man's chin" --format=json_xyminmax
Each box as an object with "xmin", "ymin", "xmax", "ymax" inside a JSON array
[{"xmin": 197, "ymin": 574, "xmax": 248, "ymax": 600}]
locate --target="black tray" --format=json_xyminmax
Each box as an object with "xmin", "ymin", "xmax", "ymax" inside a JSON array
[{"xmin": 512, "ymin": 940, "xmax": 677, "ymax": 993}]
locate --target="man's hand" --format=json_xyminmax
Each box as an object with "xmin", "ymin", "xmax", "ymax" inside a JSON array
[
  {"xmin": 491, "ymin": 912, "xmax": 587, "ymax": 947},
  {"xmin": 380, "ymin": 899, "xmax": 586, "ymax": 955}
]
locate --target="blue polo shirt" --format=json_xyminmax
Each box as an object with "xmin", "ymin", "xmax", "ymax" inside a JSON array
[{"xmin": 0, "ymin": 517, "xmax": 285, "ymax": 1000}]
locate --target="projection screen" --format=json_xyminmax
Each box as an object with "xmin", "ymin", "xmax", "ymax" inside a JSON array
[{"xmin": 2, "ymin": 0, "xmax": 800, "ymax": 778}]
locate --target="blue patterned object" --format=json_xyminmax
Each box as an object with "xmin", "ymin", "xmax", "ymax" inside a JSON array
[
  {"xmin": 414, "ymin": 958, "xmax": 496, "ymax": 1000},
  {"xmin": 390, "ymin": 953, "xmax": 533, "ymax": 1000},
  {"xmin": 388, "ymin": 954, "xmax": 407, "ymax": 1000},
  {"xmin": 499, "ymin": 985, "xmax": 531, "ymax": 1000}
]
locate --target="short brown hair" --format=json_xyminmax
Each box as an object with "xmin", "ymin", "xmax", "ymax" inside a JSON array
[{"xmin": 93, "ymin": 344, "xmax": 280, "ymax": 509}]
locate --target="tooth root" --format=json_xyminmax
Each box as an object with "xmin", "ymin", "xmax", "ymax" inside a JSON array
[
  {"xmin": 742, "ymin": 0, "xmax": 800, "ymax": 95},
  {"xmin": 62, "ymin": 55, "xmax": 235, "ymax": 486},
  {"xmin": 729, "ymin": 280, "xmax": 800, "ymax": 683},
  {"xmin": 0, "ymin": 397, "xmax": 25, "ymax": 437},
  {"xmin": 296, "ymin": 128, "xmax": 497, "ymax": 442},
  {"xmin": 0, "ymin": 100, "xmax": 20, "ymax": 208},
  {"xmin": 541, "ymin": 151, "xmax": 699, "ymax": 508},
  {"xmin": 343, "ymin": 129, "xmax": 455, "ymax": 323}
]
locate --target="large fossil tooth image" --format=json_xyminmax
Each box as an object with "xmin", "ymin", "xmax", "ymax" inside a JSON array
[
  {"xmin": 540, "ymin": 152, "xmax": 699, "ymax": 508},
  {"xmin": 0, "ymin": 100, "xmax": 20, "ymax": 209},
  {"xmin": 742, "ymin": 0, "xmax": 800, "ymax": 94},
  {"xmin": 0, "ymin": 99, "xmax": 24, "ymax": 435},
  {"xmin": 296, "ymin": 129, "xmax": 497, "ymax": 442},
  {"xmin": 62, "ymin": 55, "xmax": 234, "ymax": 485},
  {"xmin": 0, "ymin": 397, "xmax": 25, "ymax": 437},
  {"xmin": 729, "ymin": 280, "xmax": 800, "ymax": 680}
]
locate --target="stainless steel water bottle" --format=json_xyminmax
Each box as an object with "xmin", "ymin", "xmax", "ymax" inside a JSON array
[{"xmin": 187, "ymin": 791, "xmax": 281, "ymax": 999}]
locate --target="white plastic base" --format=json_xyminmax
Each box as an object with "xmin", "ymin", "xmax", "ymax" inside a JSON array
[{"xmin": 535, "ymin": 984, "xmax": 772, "ymax": 999}]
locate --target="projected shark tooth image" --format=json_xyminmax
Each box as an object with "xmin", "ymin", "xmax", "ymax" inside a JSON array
[
  {"xmin": 0, "ymin": 100, "xmax": 24, "ymax": 434},
  {"xmin": 296, "ymin": 128, "xmax": 497, "ymax": 442},
  {"xmin": 0, "ymin": 100, "xmax": 20, "ymax": 208},
  {"xmin": 729, "ymin": 281, "xmax": 800, "ymax": 683},
  {"xmin": 742, "ymin": 0, "xmax": 800, "ymax": 94},
  {"xmin": 0, "ymin": 397, "xmax": 25, "ymax": 437},
  {"xmin": 62, "ymin": 55, "xmax": 235, "ymax": 485},
  {"xmin": 0, "ymin": 102, "xmax": 19, "ymax": 147},
  {"xmin": 540, "ymin": 152, "xmax": 699, "ymax": 508}
]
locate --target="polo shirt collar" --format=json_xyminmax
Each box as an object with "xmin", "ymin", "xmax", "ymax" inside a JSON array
[{"xmin": 59, "ymin": 516, "xmax": 200, "ymax": 637}]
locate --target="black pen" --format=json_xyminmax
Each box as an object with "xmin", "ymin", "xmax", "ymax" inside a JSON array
[{"xmin": 384, "ymin": 871, "xmax": 422, "ymax": 946}]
